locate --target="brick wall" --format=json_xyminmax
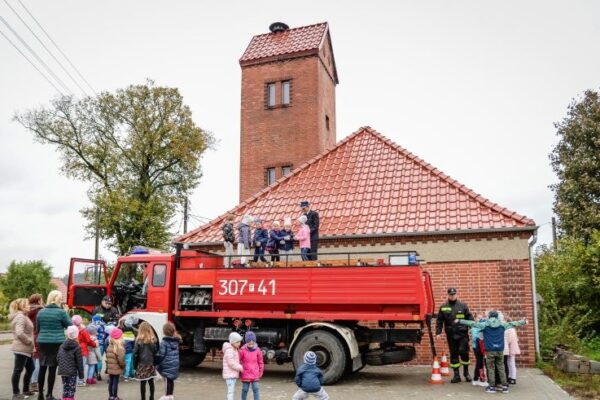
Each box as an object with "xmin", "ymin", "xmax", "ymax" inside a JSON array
[
  {"xmin": 412, "ymin": 259, "xmax": 535, "ymax": 367},
  {"xmin": 239, "ymin": 55, "xmax": 336, "ymax": 202}
]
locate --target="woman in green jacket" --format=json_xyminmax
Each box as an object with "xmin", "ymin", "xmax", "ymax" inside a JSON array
[{"xmin": 36, "ymin": 290, "xmax": 71, "ymax": 400}]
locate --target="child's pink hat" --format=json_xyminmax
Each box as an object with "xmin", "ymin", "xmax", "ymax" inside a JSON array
[
  {"xmin": 71, "ymin": 315, "xmax": 83, "ymax": 326},
  {"xmin": 110, "ymin": 328, "xmax": 123, "ymax": 340},
  {"xmin": 66, "ymin": 325, "xmax": 79, "ymax": 340}
]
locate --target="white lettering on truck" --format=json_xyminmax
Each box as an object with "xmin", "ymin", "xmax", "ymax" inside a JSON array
[{"xmin": 218, "ymin": 279, "xmax": 276, "ymax": 296}]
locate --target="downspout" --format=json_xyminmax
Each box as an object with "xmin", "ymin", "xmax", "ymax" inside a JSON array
[{"xmin": 528, "ymin": 229, "xmax": 540, "ymax": 359}]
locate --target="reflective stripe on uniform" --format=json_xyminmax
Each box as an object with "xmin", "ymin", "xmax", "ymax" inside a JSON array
[
  {"xmin": 450, "ymin": 363, "xmax": 461, "ymax": 368},
  {"xmin": 456, "ymin": 313, "xmax": 465, "ymax": 319},
  {"xmin": 460, "ymin": 360, "xmax": 471, "ymax": 365}
]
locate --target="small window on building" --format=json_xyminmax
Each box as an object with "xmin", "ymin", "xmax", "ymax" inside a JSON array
[
  {"xmin": 267, "ymin": 83, "xmax": 276, "ymax": 107},
  {"xmin": 326, "ymin": 115, "xmax": 330, "ymax": 130},
  {"xmin": 282, "ymin": 165, "xmax": 292, "ymax": 176},
  {"xmin": 152, "ymin": 264, "xmax": 166, "ymax": 287},
  {"xmin": 282, "ymin": 80, "xmax": 291, "ymax": 105},
  {"xmin": 266, "ymin": 167, "xmax": 276, "ymax": 185}
]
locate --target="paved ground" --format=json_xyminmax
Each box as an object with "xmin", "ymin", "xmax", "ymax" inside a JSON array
[{"xmin": 0, "ymin": 345, "xmax": 573, "ymax": 399}]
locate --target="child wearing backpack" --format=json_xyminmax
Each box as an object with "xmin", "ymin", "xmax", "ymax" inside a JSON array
[
  {"xmin": 134, "ymin": 322, "xmax": 159, "ymax": 400},
  {"xmin": 459, "ymin": 311, "xmax": 527, "ymax": 394},
  {"xmin": 239, "ymin": 331, "xmax": 263, "ymax": 400},
  {"xmin": 106, "ymin": 328, "xmax": 126, "ymax": 400},
  {"xmin": 57, "ymin": 326, "xmax": 84, "ymax": 400},
  {"xmin": 223, "ymin": 332, "xmax": 244, "ymax": 400},
  {"xmin": 293, "ymin": 351, "xmax": 329, "ymax": 400},
  {"xmin": 156, "ymin": 322, "xmax": 180, "ymax": 400}
]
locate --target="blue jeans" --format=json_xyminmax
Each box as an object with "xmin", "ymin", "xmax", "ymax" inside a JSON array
[
  {"xmin": 87, "ymin": 363, "xmax": 96, "ymax": 380},
  {"xmin": 301, "ymin": 248, "xmax": 310, "ymax": 261},
  {"xmin": 225, "ymin": 378, "xmax": 236, "ymax": 400},
  {"xmin": 31, "ymin": 358, "xmax": 40, "ymax": 383},
  {"xmin": 242, "ymin": 381, "xmax": 260, "ymax": 400},
  {"xmin": 253, "ymin": 247, "xmax": 266, "ymax": 262}
]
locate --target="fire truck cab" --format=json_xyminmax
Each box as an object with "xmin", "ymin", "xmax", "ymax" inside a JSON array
[{"xmin": 67, "ymin": 247, "xmax": 435, "ymax": 384}]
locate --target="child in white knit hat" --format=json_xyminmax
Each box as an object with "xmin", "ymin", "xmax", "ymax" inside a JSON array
[{"xmin": 223, "ymin": 332, "xmax": 244, "ymax": 400}]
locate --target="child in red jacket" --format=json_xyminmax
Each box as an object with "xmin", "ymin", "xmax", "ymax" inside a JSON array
[
  {"xmin": 72, "ymin": 315, "xmax": 96, "ymax": 387},
  {"xmin": 238, "ymin": 331, "xmax": 264, "ymax": 400}
]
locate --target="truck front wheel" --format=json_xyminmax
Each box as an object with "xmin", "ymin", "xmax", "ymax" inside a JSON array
[
  {"xmin": 293, "ymin": 330, "xmax": 347, "ymax": 384},
  {"xmin": 179, "ymin": 351, "xmax": 206, "ymax": 368}
]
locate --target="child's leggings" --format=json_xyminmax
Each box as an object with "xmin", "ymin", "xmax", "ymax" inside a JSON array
[
  {"xmin": 108, "ymin": 374, "xmax": 119, "ymax": 398},
  {"xmin": 87, "ymin": 364, "xmax": 97, "ymax": 380},
  {"xmin": 61, "ymin": 375, "xmax": 77, "ymax": 398},
  {"xmin": 166, "ymin": 378, "xmax": 175, "ymax": 395},
  {"xmin": 140, "ymin": 379, "xmax": 155, "ymax": 400},
  {"xmin": 507, "ymin": 355, "xmax": 517, "ymax": 379}
]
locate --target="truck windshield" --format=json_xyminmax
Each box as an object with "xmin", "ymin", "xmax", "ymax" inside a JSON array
[{"xmin": 115, "ymin": 262, "xmax": 146, "ymax": 285}]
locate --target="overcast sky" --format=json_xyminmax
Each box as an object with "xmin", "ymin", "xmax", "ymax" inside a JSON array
[{"xmin": 1, "ymin": 1, "xmax": 599, "ymax": 277}]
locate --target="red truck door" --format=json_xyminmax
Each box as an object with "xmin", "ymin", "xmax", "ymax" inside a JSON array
[
  {"xmin": 67, "ymin": 258, "xmax": 109, "ymax": 314},
  {"xmin": 145, "ymin": 261, "xmax": 172, "ymax": 314}
]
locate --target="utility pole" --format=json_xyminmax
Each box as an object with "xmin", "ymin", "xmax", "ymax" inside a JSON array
[
  {"xmin": 183, "ymin": 198, "xmax": 189, "ymax": 234},
  {"xmin": 551, "ymin": 217, "xmax": 558, "ymax": 248},
  {"xmin": 94, "ymin": 207, "xmax": 100, "ymax": 259}
]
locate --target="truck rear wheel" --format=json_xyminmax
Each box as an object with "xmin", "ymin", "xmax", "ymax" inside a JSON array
[
  {"xmin": 293, "ymin": 330, "xmax": 347, "ymax": 384},
  {"xmin": 179, "ymin": 351, "xmax": 206, "ymax": 368}
]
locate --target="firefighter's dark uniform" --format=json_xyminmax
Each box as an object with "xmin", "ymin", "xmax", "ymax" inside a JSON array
[{"xmin": 436, "ymin": 299, "xmax": 473, "ymax": 382}]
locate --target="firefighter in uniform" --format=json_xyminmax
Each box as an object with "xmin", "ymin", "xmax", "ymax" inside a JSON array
[{"xmin": 436, "ymin": 287, "xmax": 473, "ymax": 383}]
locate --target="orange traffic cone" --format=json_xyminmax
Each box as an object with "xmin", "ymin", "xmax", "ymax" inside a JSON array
[
  {"xmin": 429, "ymin": 356, "xmax": 444, "ymax": 384},
  {"xmin": 440, "ymin": 353, "xmax": 450, "ymax": 377}
]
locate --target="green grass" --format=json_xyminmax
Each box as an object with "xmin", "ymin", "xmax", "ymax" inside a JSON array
[{"xmin": 542, "ymin": 362, "xmax": 600, "ymax": 400}]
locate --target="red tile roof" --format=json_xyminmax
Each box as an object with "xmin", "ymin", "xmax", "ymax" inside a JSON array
[
  {"xmin": 177, "ymin": 127, "xmax": 535, "ymax": 245},
  {"xmin": 240, "ymin": 22, "xmax": 329, "ymax": 64},
  {"xmin": 51, "ymin": 277, "xmax": 68, "ymax": 301}
]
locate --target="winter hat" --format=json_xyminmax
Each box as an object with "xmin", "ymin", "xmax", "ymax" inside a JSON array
[
  {"xmin": 86, "ymin": 324, "xmax": 98, "ymax": 336},
  {"xmin": 228, "ymin": 332, "xmax": 242, "ymax": 344},
  {"xmin": 284, "ymin": 217, "xmax": 292, "ymax": 227},
  {"xmin": 242, "ymin": 214, "xmax": 254, "ymax": 225},
  {"xmin": 66, "ymin": 325, "xmax": 79, "ymax": 340},
  {"xmin": 304, "ymin": 351, "xmax": 317, "ymax": 365},
  {"xmin": 104, "ymin": 325, "xmax": 115, "ymax": 336},
  {"xmin": 92, "ymin": 314, "xmax": 103, "ymax": 323},
  {"xmin": 298, "ymin": 215, "xmax": 307, "ymax": 224},
  {"xmin": 124, "ymin": 315, "xmax": 139, "ymax": 329},
  {"xmin": 498, "ymin": 311, "xmax": 505, "ymax": 322},
  {"xmin": 488, "ymin": 310, "xmax": 499, "ymax": 319},
  {"xmin": 245, "ymin": 331, "xmax": 257, "ymax": 343},
  {"xmin": 71, "ymin": 315, "xmax": 83, "ymax": 326},
  {"xmin": 110, "ymin": 328, "xmax": 123, "ymax": 340}
]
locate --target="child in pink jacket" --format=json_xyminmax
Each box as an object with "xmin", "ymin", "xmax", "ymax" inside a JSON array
[
  {"xmin": 504, "ymin": 319, "xmax": 521, "ymax": 385},
  {"xmin": 223, "ymin": 332, "xmax": 244, "ymax": 400},
  {"xmin": 239, "ymin": 331, "xmax": 264, "ymax": 400},
  {"xmin": 296, "ymin": 215, "xmax": 311, "ymax": 261}
]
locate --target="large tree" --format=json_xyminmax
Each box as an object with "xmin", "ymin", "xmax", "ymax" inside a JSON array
[
  {"xmin": 16, "ymin": 81, "xmax": 213, "ymax": 255},
  {"xmin": 550, "ymin": 89, "xmax": 600, "ymax": 240},
  {"xmin": 0, "ymin": 260, "xmax": 56, "ymax": 301}
]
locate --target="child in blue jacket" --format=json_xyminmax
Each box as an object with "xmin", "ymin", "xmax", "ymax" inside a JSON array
[
  {"xmin": 253, "ymin": 219, "xmax": 268, "ymax": 263},
  {"xmin": 459, "ymin": 311, "xmax": 526, "ymax": 394},
  {"xmin": 292, "ymin": 351, "xmax": 329, "ymax": 400}
]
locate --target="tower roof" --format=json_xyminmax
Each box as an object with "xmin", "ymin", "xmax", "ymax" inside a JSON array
[
  {"xmin": 240, "ymin": 22, "xmax": 338, "ymax": 83},
  {"xmin": 176, "ymin": 127, "xmax": 535, "ymax": 245}
]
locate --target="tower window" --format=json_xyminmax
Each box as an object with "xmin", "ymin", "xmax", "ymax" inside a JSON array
[
  {"xmin": 326, "ymin": 115, "xmax": 330, "ymax": 130},
  {"xmin": 267, "ymin": 83, "xmax": 276, "ymax": 107},
  {"xmin": 282, "ymin": 80, "xmax": 291, "ymax": 105},
  {"xmin": 266, "ymin": 167, "xmax": 276, "ymax": 185},
  {"xmin": 282, "ymin": 165, "xmax": 292, "ymax": 176}
]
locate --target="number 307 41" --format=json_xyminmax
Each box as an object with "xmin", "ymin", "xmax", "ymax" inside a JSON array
[{"xmin": 218, "ymin": 279, "xmax": 276, "ymax": 296}]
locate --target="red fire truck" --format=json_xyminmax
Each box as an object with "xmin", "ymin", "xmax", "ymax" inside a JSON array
[{"xmin": 67, "ymin": 247, "xmax": 436, "ymax": 383}]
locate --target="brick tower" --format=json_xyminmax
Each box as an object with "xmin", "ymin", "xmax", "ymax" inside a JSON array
[{"xmin": 238, "ymin": 22, "xmax": 339, "ymax": 202}]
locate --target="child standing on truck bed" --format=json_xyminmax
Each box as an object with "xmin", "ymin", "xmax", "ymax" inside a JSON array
[
  {"xmin": 296, "ymin": 216, "xmax": 311, "ymax": 262},
  {"xmin": 239, "ymin": 331, "xmax": 263, "ymax": 400},
  {"xmin": 458, "ymin": 311, "xmax": 527, "ymax": 394},
  {"xmin": 223, "ymin": 332, "xmax": 244, "ymax": 400},
  {"xmin": 253, "ymin": 219, "xmax": 268, "ymax": 263},
  {"xmin": 293, "ymin": 351, "xmax": 329, "ymax": 400}
]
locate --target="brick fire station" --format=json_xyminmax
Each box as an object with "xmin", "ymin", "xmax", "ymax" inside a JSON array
[{"xmin": 176, "ymin": 22, "xmax": 538, "ymax": 366}]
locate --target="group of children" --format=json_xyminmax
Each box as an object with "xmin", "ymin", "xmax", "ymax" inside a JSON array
[
  {"xmin": 460, "ymin": 310, "xmax": 527, "ymax": 394},
  {"xmin": 224, "ymin": 213, "xmax": 313, "ymax": 267},
  {"xmin": 222, "ymin": 330, "xmax": 329, "ymax": 400},
  {"xmin": 56, "ymin": 315, "xmax": 181, "ymax": 400}
]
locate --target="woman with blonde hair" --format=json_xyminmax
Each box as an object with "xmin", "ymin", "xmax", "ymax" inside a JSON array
[
  {"xmin": 36, "ymin": 290, "xmax": 71, "ymax": 400},
  {"xmin": 10, "ymin": 298, "xmax": 35, "ymax": 399}
]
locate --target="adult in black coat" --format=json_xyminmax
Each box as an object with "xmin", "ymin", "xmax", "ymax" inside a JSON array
[
  {"xmin": 300, "ymin": 201, "xmax": 320, "ymax": 260},
  {"xmin": 92, "ymin": 296, "xmax": 120, "ymax": 324}
]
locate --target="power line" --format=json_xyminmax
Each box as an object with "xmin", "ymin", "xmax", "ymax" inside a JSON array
[
  {"xmin": 0, "ymin": 14, "xmax": 73, "ymax": 94},
  {"xmin": 0, "ymin": 27, "xmax": 63, "ymax": 93},
  {"xmin": 4, "ymin": 0, "xmax": 89, "ymax": 95},
  {"xmin": 15, "ymin": 0, "xmax": 96, "ymax": 94}
]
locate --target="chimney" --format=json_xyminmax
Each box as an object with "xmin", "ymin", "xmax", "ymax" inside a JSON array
[{"xmin": 269, "ymin": 22, "xmax": 289, "ymax": 33}]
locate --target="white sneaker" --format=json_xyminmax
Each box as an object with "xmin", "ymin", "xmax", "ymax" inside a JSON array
[
  {"xmin": 472, "ymin": 380, "xmax": 479, "ymax": 386},
  {"xmin": 478, "ymin": 380, "xmax": 489, "ymax": 387}
]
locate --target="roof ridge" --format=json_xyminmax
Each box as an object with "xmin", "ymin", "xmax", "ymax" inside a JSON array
[
  {"xmin": 174, "ymin": 127, "xmax": 373, "ymax": 243},
  {"xmin": 362, "ymin": 127, "xmax": 534, "ymax": 225},
  {"xmin": 250, "ymin": 22, "xmax": 328, "ymax": 40}
]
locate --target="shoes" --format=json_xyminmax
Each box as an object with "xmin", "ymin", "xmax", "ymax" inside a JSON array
[
  {"xmin": 508, "ymin": 378, "xmax": 516, "ymax": 385},
  {"xmin": 97, "ymin": 374, "xmax": 102, "ymax": 381},
  {"xmin": 472, "ymin": 379, "xmax": 479, "ymax": 386},
  {"xmin": 502, "ymin": 385, "xmax": 509, "ymax": 394},
  {"xmin": 45, "ymin": 396, "xmax": 58, "ymax": 400},
  {"xmin": 23, "ymin": 392, "xmax": 35, "ymax": 396},
  {"xmin": 30, "ymin": 383, "xmax": 39, "ymax": 392},
  {"xmin": 485, "ymin": 386, "xmax": 497, "ymax": 394},
  {"xmin": 463, "ymin": 373, "xmax": 472, "ymax": 382},
  {"xmin": 76, "ymin": 380, "xmax": 86, "ymax": 387},
  {"xmin": 478, "ymin": 380, "xmax": 489, "ymax": 387}
]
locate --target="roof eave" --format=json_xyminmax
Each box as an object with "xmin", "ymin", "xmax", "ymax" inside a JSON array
[{"xmin": 239, "ymin": 48, "xmax": 320, "ymax": 67}]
